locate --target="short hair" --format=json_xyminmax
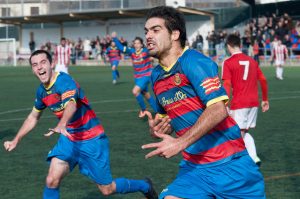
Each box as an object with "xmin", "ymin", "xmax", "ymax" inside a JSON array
[
  {"xmin": 134, "ymin": 37, "xmax": 144, "ymax": 47},
  {"xmin": 29, "ymin": 49, "xmax": 52, "ymax": 65},
  {"xmin": 61, "ymin": 37, "xmax": 66, "ymax": 41},
  {"xmin": 226, "ymin": 34, "xmax": 241, "ymax": 48},
  {"xmin": 146, "ymin": 6, "xmax": 187, "ymax": 48}
]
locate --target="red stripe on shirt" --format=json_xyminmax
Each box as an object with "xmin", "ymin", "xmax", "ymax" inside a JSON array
[
  {"xmin": 154, "ymin": 74, "xmax": 190, "ymax": 95},
  {"xmin": 134, "ymin": 64, "xmax": 152, "ymax": 72},
  {"xmin": 132, "ymin": 52, "xmax": 148, "ymax": 59},
  {"xmin": 134, "ymin": 71, "xmax": 152, "ymax": 78},
  {"xmin": 67, "ymin": 110, "xmax": 97, "ymax": 129},
  {"xmin": 213, "ymin": 117, "xmax": 238, "ymax": 132},
  {"xmin": 182, "ymin": 138, "xmax": 245, "ymax": 164},
  {"xmin": 42, "ymin": 93, "xmax": 60, "ymax": 107},
  {"xmin": 132, "ymin": 58, "xmax": 151, "ymax": 66},
  {"xmin": 67, "ymin": 125, "xmax": 104, "ymax": 141},
  {"xmin": 165, "ymin": 97, "xmax": 205, "ymax": 119}
]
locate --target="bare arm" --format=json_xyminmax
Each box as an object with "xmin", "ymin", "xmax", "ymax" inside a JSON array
[
  {"xmin": 45, "ymin": 100, "xmax": 77, "ymax": 137},
  {"xmin": 142, "ymin": 101, "xmax": 228, "ymax": 158},
  {"xmin": 4, "ymin": 109, "xmax": 42, "ymax": 151}
]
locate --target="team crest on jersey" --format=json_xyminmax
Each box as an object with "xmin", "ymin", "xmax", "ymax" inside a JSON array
[{"xmin": 174, "ymin": 73, "xmax": 181, "ymax": 86}]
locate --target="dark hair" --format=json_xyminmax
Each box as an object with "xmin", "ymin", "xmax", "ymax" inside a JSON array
[
  {"xmin": 29, "ymin": 49, "xmax": 52, "ymax": 65},
  {"xmin": 134, "ymin": 37, "xmax": 144, "ymax": 47},
  {"xmin": 146, "ymin": 6, "xmax": 186, "ymax": 48},
  {"xmin": 61, "ymin": 37, "xmax": 66, "ymax": 41},
  {"xmin": 226, "ymin": 34, "xmax": 241, "ymax": 48}
]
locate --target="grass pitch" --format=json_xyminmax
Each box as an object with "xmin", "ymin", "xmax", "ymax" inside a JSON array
[{"xmin": 0, "ymin": 65, "xmax": 299, "ymax": 198}]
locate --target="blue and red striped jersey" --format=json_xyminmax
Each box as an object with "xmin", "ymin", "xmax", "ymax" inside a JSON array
[
  {"xmin": 151, "ymin": 47, "xmax": 246, "ymax": 167},
  {"xmin": 34, "ymin": 72, "xmax": 104, "ymax": 141},
  {"xmin": 113, "ymin": 38, "xmax": 152, "ymax": 79},
  {"xmin": 106, "ymin": 47, "xmax": 121, "ymax": 62}
]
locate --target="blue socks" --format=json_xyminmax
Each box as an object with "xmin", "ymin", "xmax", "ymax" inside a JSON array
[
  {"xmin": 115, "ymin": 178, "xmax": 149, "ymax": 194},
  {"xmin": 136, "ymin": 94, "xmax": 146, "ymax": 111},
  {"xmin": 43, "ymin": 186, "xmax": 59, "ymax": 199},
  {"xmin": 112, "ymin": 70, "xmax": 117, "ymax": 81},
  {"xmin": 147, "ymin": 96, "xmax": 158, "ymax": 112}
]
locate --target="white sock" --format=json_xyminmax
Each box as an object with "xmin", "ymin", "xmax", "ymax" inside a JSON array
[
  {"xmin": 279, "ymin": 67, "xmax": 283, "ymax": 78},
  {"xmin": 276, "ymin": 67, "xmax": 280, "ymax": 78},
  {"xmin": 243, "ymin": 132, "xmax": 258, "ymax": 162}
]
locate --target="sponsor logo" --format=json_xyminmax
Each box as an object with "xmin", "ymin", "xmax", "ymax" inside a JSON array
[{"xmin": 161, "ymin": 91, "xmax": 187, "ymax": 106}]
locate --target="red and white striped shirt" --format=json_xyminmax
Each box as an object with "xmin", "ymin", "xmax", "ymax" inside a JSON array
[
  {"xmin": 55, "ymin": 45, "xmax": 71, "ymax": 66},
  {"xmin": 273, "ymin": 44, "xmax": 288, "ymax": 62}
]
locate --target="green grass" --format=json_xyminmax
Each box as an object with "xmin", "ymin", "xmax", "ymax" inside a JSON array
[{"xmin": 0, "ymin": 65, "xmax": 299, "ymax": 198}]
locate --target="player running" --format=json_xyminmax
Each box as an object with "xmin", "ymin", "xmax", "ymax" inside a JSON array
[
  {"xmin": 106, "ymin": 41, "xmax": 121, "ymax": 84},
  {"xmin": 222, "ymin": 34, "xmax": 269, "ymax": 165},
  {"xmin": 3, "ymin": 50, "xmax": 157, "ymax": 199},
  {"xmin": 142, "ymin": 6, "xmax": 266, "ymax": 199},
  {"xmin": 112, "ymin": 32, "xmax": 157, "ymax": 118}
]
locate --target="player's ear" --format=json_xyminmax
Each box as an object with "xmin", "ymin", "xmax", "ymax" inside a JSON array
[
  {"xmin": 171, "ymin": 30, "xmax": 180, "ymax": 42},
  {"xmin": 50, "ymin": 62, "xmax": 55, "ymax": 69}
]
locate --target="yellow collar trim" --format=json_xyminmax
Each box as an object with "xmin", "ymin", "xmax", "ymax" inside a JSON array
[
  {"xmin": 44, "ymin": 72, "xmax": 59, "ymax": 90},
  {"xmin": 160, "ymin": 46, "xmax": 189, "ymax": 72}
]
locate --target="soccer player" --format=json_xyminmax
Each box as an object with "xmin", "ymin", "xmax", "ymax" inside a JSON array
[
  {"xmin": 272, "ymin": 39, "xmax": 288, "ymax": 80},
  {"xmin": 112, "ymin": 32, "xmax": 157, "ymax": 118},
  {"xmin": 106, "ymin": 41, "xmax": 121, "ymax": 84},
  {"xmin": 222, "ymin": 34, "xmax": 270, "ymax": 165},
  {"xmin": 54, "ymin": 37, "xmax": 71, "ymax": 74},
  {"xmin": 3, "ymin": 50, "xmax": 157, "ymax": 199},
  {"xmin": 142, "ymin": 6, "xmax": 266, "ymax": 199}
]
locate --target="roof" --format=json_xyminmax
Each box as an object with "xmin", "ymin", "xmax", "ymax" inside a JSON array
[{"xmin": 0, "ymin": 7, "xmax": 214, "ymax": 25}]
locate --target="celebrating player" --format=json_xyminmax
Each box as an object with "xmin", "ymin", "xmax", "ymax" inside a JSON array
[
  {"xmin": 54, "ymin": 37, "xmax": 71, "ymax": 74},
  {"xmin": 3, "ymin": 50, "xmax": 157, "ymax": 199},
  {"xmin": 142, "ymin": 6, "xmax": 266, "ymax": 199},
  {"xmin": 112, "ymin": 32, "xmax": 157, "ymax": 118},
  {"xmin": 106, "ymin": 41, "xmax": 121, "ymax": 84},
  {"xmin": 222, "ymin": 34, "xmax": 269, "ymax": 165},
  {"xmin": 272, "ymin": 39, "xmax": 288, "ymax": 80}
]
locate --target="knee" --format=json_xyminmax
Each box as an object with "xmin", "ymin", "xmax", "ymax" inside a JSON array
[
  {"xmin": 45, "ymin": 175, "xmax": 60, "ymax": 188},
  {"xmin": 97, "ymin": 184, "xmax": 115, "ymax": 196},
  {"xmin": 132, "ymin": 89, "xmax": 139, "ymax": 96}
]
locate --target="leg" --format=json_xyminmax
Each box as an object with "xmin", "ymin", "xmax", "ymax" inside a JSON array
[
  {"xmin": 242, "ymin": 130, "xmax": 260, "ymax": 164},
  {"xmin": 43, "ymin": 157, "xmax": 70, "ymax": 199},
  {"xmin": 112, "ymin": 65, "xmax": 117, "ymax": 84},
  {"xmin": 142, "ymin": 91, "xmax": 158, "ymax": 112},
  {"xmin": 132, "ymin": 85, "xmax": 147, "ymax": 116},
  {"xmin": 96, "ymin": 182, "xmax": 116, "ymax": 196},
  {"xmin": 78, "ymin": 135, "xmax": 157, "ymax": 198}
]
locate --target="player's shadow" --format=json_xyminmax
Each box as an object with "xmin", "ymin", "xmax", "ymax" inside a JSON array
[{"xmin": 0, "ymin": 129, "xmax": 14, "ymax": 140}]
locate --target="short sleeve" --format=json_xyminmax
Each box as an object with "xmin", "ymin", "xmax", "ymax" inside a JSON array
[
  {"xmin": 34, "ymin": 88, "xmax": 46, "ymax": 112},
  {"xmin": 58, "ymin": 76, "xmax": 79, "ymax": 106},
  {"xmin": 183, "ymin": 53, "xmax": 228, "ymax": 107}
]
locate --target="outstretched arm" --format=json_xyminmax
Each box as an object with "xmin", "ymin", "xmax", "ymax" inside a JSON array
[
  {"xmin": 142, "ymin": 101, "xmax": 228, "ymax": 158},
  {"xmin": 4, "ymin": 109, "xmax": 42, "ymax": 151},
  {"xmin": 111, "ymin": 32, "xmax": 132, "ymax": 55}
]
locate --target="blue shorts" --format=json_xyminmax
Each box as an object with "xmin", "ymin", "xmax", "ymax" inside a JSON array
[
  {"xmin": 47, "ymin": 134, "xmax": 113, "ymax": 185},
  {"xmin": 135, "ymin": 77, "xmax": 150, "ymax": 92},
  {"xmin": 110, "ymin": 60, "xmax": 119, "ymax": 67},
  {"xmin": 159, "ymin": 155, "xmax": 266, "ymax": 199}
]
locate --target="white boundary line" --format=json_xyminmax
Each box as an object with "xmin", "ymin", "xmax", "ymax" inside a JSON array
[{"xmin": 0, "ymin": 95, "xmax": 299, "ymax": 122}]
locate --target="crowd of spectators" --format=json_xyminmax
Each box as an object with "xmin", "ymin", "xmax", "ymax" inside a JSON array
[
  {"xmin": 39, "ymin": 35, "xmax": 129, "ymax": 65},
  {"xmin": 192, "ymin": 12, "xmax": 300, "ymax": 62},
  {"xmin": 34, "ymin": 12, "xmax": 300, "ymax": 65}
]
